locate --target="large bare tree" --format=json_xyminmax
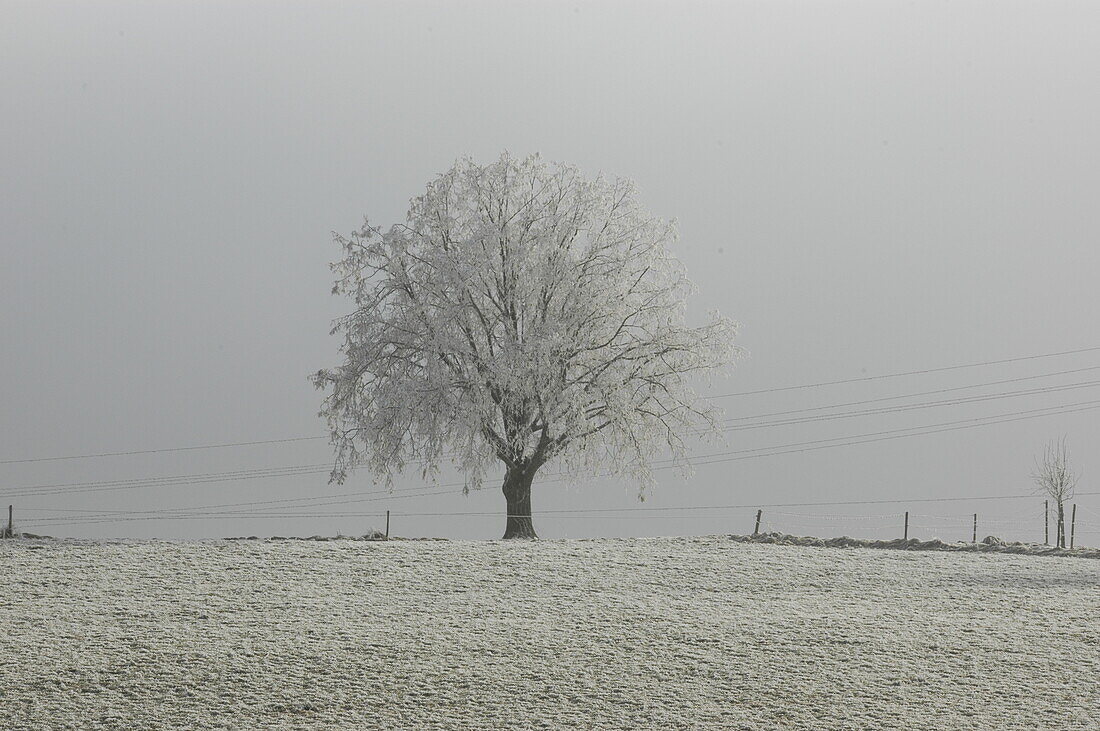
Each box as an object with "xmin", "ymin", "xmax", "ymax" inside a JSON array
[
  {"xmin": 313, "ymin": 153, "xmax": 739, "ymax": 538},
  {"xmin": 1031, "ymin": 438, "xmax": 1078, "ymax": 548}
]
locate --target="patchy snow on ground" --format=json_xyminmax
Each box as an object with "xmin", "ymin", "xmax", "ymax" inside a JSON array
[
  {"xmin": 732, "ymin": 531, "xmax": 1100, "ymax": 559},
  {"xmin": 1, "ymin": 536, "xmax": 1097, "ymax": 730}
]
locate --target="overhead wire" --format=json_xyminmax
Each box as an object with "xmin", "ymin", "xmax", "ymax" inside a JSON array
[
  {"xmin": 25, "ymin": 489, "xmax": 1100, "ymax": 527},
  {"xmin": 723, "ymin": 363, "xmax": 1100, "ymax": 422},
  {"xmin": 8, "ymin": 388, "xmax": 1100, "ymax": 502},
  {"xmin": 9, "ymin": 345, "xmax": 1100, "ymax": 537},
  {"xmin": 689, "ymin": 399, "xmax": 1100, "ymax": 466},
  {"xmin": 0, "ymin": 463, "xmax": 335, "ymax": 499},
  {"xmin": 706, "ymin": 344, "xmax": 1100, "ymax": 398},
  {"xmin": 719, "ymin": 384, "xmax": 1100, "ymax": 434},
  {"xmin": 4, "ymin": 345, "xmax": 1100, "ymax": 466},
  {"xmin": 12, "ymin": 397, "xmax": 1100, "ymax": 524},
  {"xmin": 0, "ymin": 436, "xmax": 326, "ymax": 466},
  {"xmin": 720, "ymin": 378, "xmax": 1100, "ymax": 429}
]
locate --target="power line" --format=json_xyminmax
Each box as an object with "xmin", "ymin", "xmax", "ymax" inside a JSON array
[
  {"xmin": 723, "ymin": 364, "xmax": 1100, "ymax": 422},
  {"xmin": 719, "ymin": 379, "xmax": 1100, "ymax": 432},
  {"xmin": 22, "ymin": 490, "xmax": 1100, "ymax": 529},
  {"xmin": 0, "ymin": 436, "xmax": 326, "ymax": 466},
  {"xmin": 15, "ymin": 483, "xmax": 471, "ymax": 517},
  {"xmin": 21, "ymin": 478, "xmax": 503, "ymax": 523},
  {"xmin": 411, "ymin": 489, "xmax": 1096, "ymax": 514},
  {"xmin": 707, "ymin": 344, "xmax": 1100, "ymax": 398},
  {"xmin": 9, "ymin": 396, "xmax": 1100, "ymax": 508},
  {"xmin": 16, "ymin": 463, "xmax": 332, "ymax": 490},
  {"xmin": 4, "ymin": 345, "xmax": 1100, "ymax": 467},
  {"xmin": 11, "ymin": 379, "xmax": 1100, "ymax": 500},
  {"xmin": 397, "ymin": 492, "xmax": 1100, "ymax": 515},
  {"xmin": 0, "ymin": 464, "xmax": 334, "ymax": 499},
  {"xmin": 20, "ymin": 400, "xmax": 1100, "ymax": 525},
  {"xmin": 692, "ymin": 400, "xmax": 1100, "ymax": 466},
  {"xmin": 19, "ymin": 487, "xmax": 466, "ymax": 528},
  {"xmin": 390, "ymin": 492, "xmax": 1100, "ymax": 516}
]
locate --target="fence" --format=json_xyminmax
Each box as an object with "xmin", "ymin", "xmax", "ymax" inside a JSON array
[
  {"xmin": 749, "ymin": 504, "xmax": 1093, "ymax": 549},
  {"xmin": 6, "ymin": 499, "xmax": 1098, "ymax": 549}
]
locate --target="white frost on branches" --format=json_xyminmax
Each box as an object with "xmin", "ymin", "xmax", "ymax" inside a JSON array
[
  {"xmin": 1031, "ymin": 437, "xmax": 1079, "ymax": 547},
  {"xmin": 1031, "ymin": 438, "xmax": 1079, "ymax": 505},
  {"xmin": 313, "ymin": 153, "xmax": 741, "ymax": 493}
]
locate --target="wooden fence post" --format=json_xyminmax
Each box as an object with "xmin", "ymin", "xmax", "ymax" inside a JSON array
[
  {"xmin": 972, "ymin": 513, "xmax": 977, "ymax": 543},
  {"xmin": 1045, "ymin": 500, "xmax": 1049, "ymax": 545},
  {"xmin": 385, "ymin": 510, "xmax": 390, "ymax": 540},
  {"xmin": 5, "ymin": 504, "xmax": 11, "ymax": 539},
  {"xmin": 1070, "ymin": 504, "xmax": 1076, "ymax": 549},
  {"xmin": 753, "ymin": 509, "xmax": 762, "ymax": 537},
  {"xmin": 904, "ymin": 511, "xmax": 909, "ymax": 541}
]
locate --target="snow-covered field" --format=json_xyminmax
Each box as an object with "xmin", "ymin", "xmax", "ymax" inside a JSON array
[{"xmin": 2, "ymin": 537, "xmax": 1097, "ymax": 730}]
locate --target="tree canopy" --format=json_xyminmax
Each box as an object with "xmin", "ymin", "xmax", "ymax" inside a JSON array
[{"xmin": 314, "ymin": 153, "xmax": 740, "ymax": 537}]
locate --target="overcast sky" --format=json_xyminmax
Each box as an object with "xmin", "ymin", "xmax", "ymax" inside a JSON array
[{"xmin": 3, "ymin": 0, "xmax": 1099, "ymax": 540}]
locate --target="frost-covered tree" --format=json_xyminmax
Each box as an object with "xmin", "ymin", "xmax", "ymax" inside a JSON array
[
  {"xmin": 1032, "ymin": 438, "xmax": 1078, "ymax": 548},
  {"xmin": 313, "ymin": 153, "xmax": 739, "ymax": 539}
]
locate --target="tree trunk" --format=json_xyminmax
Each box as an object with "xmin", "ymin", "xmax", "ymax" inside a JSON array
[
  {"xmin": 1057, "ymin": 502, "xmax": 1066, "ymax": 548},
  {"xmin": 502, "ymin": 465, "xmax": 537, "ymax": 540}
]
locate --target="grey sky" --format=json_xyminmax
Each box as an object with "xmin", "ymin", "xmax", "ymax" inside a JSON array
[{"xmin": 3, "ymin": 1, "xmax": 1099, "ymax": 540}]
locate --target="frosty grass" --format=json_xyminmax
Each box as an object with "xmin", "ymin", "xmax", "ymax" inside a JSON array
[{"xmin": 2, "ymin": 536, "xmax": 1097, "ymax": 729}]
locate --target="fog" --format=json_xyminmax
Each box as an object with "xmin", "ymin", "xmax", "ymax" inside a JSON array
[{"xmin": 3, "ymin": 1, "xmax": 1099, "ymax": 540}]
